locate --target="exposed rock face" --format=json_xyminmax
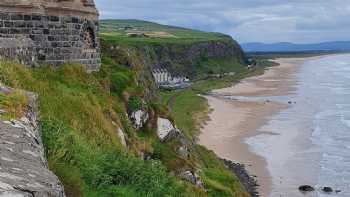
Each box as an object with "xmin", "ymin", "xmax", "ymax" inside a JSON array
[
  {"xmin": 177, "ymin": 146, "xmax": 189, "ymax": 158},
  {"xmin": 0, "ymin": 86, "xmax": 65, "ymax": 197},
  {"xmin": 179, "ymin": 171, "xmax": 204, "ymax": 189},
  {"xmin": 112, "ymin": 121, "xmax": 127, "ymax": 147},
  {"xmin": 156, "ymin": 118, "xmax": 180, "ymax": 142},
  {"xmin": 117, "ymin": 128, "xmax": 127, "ymax": 147},
  {"xmin": 102, "ymin": 37, "xmax": 245, "ymax": 79},
  {"xmin": 222, "ymin": 159, "xmax": 259, "ymax": 197},
  {"xmin": 130, "ymin": 110, "xmax": 149, "ymax": 130},
  {"xmin": 0, "ymin": 0, "xmax": 101, "ymax": 71}
]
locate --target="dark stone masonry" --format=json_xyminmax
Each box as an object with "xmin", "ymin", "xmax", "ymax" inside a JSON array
[{"xmin": 0, "ymin": 0, "xmax": 101, "ymax": 72}]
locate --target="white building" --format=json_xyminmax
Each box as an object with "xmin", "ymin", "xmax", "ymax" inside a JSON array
[{"xmin": 152, "ymin": 68, "xmax": 190, "ymax": 89}]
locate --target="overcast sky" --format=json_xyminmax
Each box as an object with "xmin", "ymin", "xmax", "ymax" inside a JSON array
[{"xmin": 96, "ymin": 0, "xmax": 350, "ymax": 44}]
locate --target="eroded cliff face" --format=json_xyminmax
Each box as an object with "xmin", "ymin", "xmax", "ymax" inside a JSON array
[
  {"xmin": 0, "ymin": 85, "xmax": 65, "ymax": 197},
  {"xmin": 102, "ymin": 36, "xmax": 245, "ymax": 100},
  {"xmin": 102, "ymin": 37, "xmax": 245, "ymax": 78}
]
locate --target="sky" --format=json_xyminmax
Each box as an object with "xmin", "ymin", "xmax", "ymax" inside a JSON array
[{"xmin": 95, "ymin": 0, "xmax": 350, "ymax": 44}]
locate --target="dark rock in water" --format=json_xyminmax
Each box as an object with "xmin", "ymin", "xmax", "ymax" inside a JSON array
[
  {"xmin": 335, "ymin": 190, "xmax": 341, "ymax": 193},
  {"xmin": 222, "ymin": 159, "xmax": 259, "ymax": 197},
  {"xmin": 299, "ymin": 185, "xmax": 315, "ymax": 192},
  {"xmin": 322, "ymin": 187, "xmax": 333, "ymax": 193},
  {"xmin": 288, "ymin": 101, "xmax": 293, "ymax": 104}
]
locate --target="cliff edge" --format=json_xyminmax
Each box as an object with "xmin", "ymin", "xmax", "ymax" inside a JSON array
[{"xmin": 0, "ymin": 84, "xmax": 65, "ymax": 197}]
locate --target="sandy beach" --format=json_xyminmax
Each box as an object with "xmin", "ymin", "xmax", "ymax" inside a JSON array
[{"xmin": 199, "ymin": 57, "xmax": 319, "ymax": 196}]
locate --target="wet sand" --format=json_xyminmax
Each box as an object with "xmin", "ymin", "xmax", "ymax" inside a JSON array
[{"xmin": 199, "ymin": 57, "xmax": 319, "ymax": 196}]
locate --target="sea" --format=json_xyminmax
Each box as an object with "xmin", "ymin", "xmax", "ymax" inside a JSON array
[{"xmin": 246, "ymin": 54, "xmax": 350, "ymax": 197}]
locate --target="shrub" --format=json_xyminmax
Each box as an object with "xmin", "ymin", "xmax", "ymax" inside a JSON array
[
  {"xmin": 110, "ymin": 72, "xmax": 131, "ymax": 95},
  {"xmin": 127, "ymin": 96, "xmax": 144, "ymax": 112},
  {"xmin": 41, "ymin": 119, "xmax": 184, "ymax": 197}
]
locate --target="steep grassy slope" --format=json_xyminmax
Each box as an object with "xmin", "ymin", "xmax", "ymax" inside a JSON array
[
  {"xmin": 0, "ymin": 20, "xmax": 251, "ymax": 197},
  {"xmin": 99, "ymin": 20, "xmax": 252, "ymax": 196},
  {"xmin": 0, "ymin": 61, "xmax": 191, "ymax": 196},
  {"xmin": 0, "ymin": 59, "xmax": 249, "ymax": 197}
]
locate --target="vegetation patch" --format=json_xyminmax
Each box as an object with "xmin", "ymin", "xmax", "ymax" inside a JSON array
[
  {"xmin": 127, "ymin": 96, "xmax": 144, "ymax": 112},
  {"xmin": 0, "ymin": 61, "xmax": 187, "ymax": 197},
  {"xmin": 100, "ymin": 19, "xmax": 229, "ymax": 46},
  {"xmin": 0, "ymin": 19, "xmax": 272, "ymax": 197},
  {"xmin": 158, "ymin": 62, "xmax": 273, "ymax": 196},
  {"xmin": 0, "ymin": 89, "xmax": 28, "ymax": 120}
]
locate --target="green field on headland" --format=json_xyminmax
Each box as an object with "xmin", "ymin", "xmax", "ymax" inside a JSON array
[{"xmin": 100, "ymin": 19, "xmax": 231, "ymax": 45}]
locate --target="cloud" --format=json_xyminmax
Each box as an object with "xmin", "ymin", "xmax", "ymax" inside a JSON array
[{"xmin": 95, "ymin": 0, "xmax": 350, "ymax": 43}]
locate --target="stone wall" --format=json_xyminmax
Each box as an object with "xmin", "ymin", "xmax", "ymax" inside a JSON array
[
  {"xmin": 0, "ymin": 37, "xmax": 36, "ymax": 66},
  {"xmin": 0, "ymin": 0, "xmax": 101, "ymax": 72},
  {"xmin": 0, "ymin": 84, "xmax": 66, "ymax": 197}
]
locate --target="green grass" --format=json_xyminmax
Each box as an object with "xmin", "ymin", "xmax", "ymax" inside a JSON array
[
  {"xmin": 100, "ymin": 19, "xmax": 245, "ymax": 83},
  {"xmin": 0, "ymin": 89, "xmax": 28, "ymax": 120},
  {"xmin": 195, "ymin": 146, "xmax": 249, "ymax": 197},
  {"xmin": 100, "ymin": 19, "xmax": 230, "ymax": 46},
  {"xmin": 0, "ymin": 18, "xmax": 257, "ymax": 196},
  {"xmin": 156, "ymin": 89, "xmax": 246, "ymax": 196},
  {"xmin": 191, "ymin": 67, "xmax": 266, "ymax": 93},
  {"xmin": 196, "ymin": 57, "xmax": 245, "ymax": 78},
  {"xmin": 160, "ymin": 89, "xmax": 210, "ymax": 141},
  {"xmin": 0, "ymin": 60, "xmax": 254, "ymax": 197},
  {"xmin": 0, "ymin": 61, "xmax": 188, "ymax": 197},
  {"xmin": 161, "ymin": 65, "xmax": 268, "ymax": 137},
  {"xmin": 157, "ymin": 65, "xmax": 271, "ymax": 196}
]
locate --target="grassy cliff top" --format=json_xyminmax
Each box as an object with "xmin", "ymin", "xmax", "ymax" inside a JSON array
[{"xmin": 100, "ymin": 19, "xmax": 232, "ymax": 45}]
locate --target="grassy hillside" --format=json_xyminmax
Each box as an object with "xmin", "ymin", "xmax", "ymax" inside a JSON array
[
  {"xmin": 100, "ymin": 19, "xmax": 230, "ymax": 45},
  {"xmin": 0, "ymin": 58, "xmax": 250, "ymax": 197},
  {"xmin": 0, "ymin": 61, "xmax": 188, "ymax": 196},
  {"xmin": 0, "ymin": 20, "xmax": 253, "ymax": 197},
  {"xmin": 100, "ymin": 19, "xmax": 245, "ymax": 80}
]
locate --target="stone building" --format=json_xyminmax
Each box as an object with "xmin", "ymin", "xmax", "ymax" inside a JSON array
[{"xmin": 0, "ymin": 0, "xmax": 101, "ymax": 72}]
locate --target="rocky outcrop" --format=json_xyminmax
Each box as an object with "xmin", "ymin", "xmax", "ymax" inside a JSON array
[
  {"xmin": 0, "ymin": 85, "xmax": 65, "ymax": 197},
  {"xmin": 298, "ymin": 185, "xmax": 315, "ymax": 192},
  {"xmin": 179, "ymin": 171, "xmax": 204, "ymax": 189},
  {"xmin": 117, "ymin": 128, "xmax": 127, "ymax": 147},
  {"xmin": 177, "ymin": 146, "xmax": 189, "ymax": 158},
  {"xmin": 222, "ymin": 159, "xmax": 259, "ymax": 197},
  {"xmin": 130, "ymin": 110, "xmax": 149, "ymax": 130},
  {"xmin": 322, "ymin": 187, "xmax": 333, "ymax": 193},
  {"xmin": 112, "ymin": 121, "xmax": 127, "ymax": 147},
  {"xmin": 156, "ymin": 118, "xmax": 180, "ymax": 142}
]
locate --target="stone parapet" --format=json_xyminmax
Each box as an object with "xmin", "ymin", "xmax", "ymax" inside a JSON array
[
  {"xmin": 0, "ymin": 85, "xmax": 66, "ymax": 197},
  {"xmin": 0, "ymin": 0, "xmax": 100, "ymax": 72}
]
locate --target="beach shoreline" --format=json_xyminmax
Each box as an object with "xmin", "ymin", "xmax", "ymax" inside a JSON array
[{"xmin": 198, "ymin": 57, "xmax": 321, "ymax": 196}]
